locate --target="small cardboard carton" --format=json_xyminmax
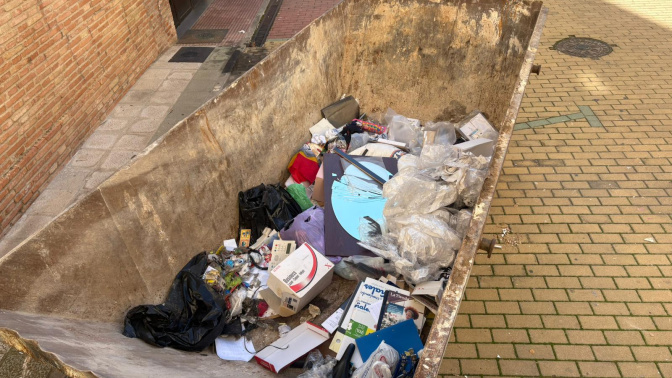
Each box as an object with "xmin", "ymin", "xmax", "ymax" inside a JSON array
[
  {"xmin": 254, "ymin": 322, "xmax": 330, "ymax": 373},
  {"xmin": 260, "ymin": 243, "xmax": 334, "ymax": 317},
  {"xmin": 269, "ymin": 240, "xmax": 296, "ymax": 270}
]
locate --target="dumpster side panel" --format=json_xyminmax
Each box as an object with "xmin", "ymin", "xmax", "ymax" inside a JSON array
[
  {"xmin": 0, "ymin": 192, "xmax": 152, "ymax": 318},
  {"xmin": 0, "ymin": 4, "xmax": 349, "ymax": 321},
  {"xmin": 416, "ymin": 6, "xmax": 547, "ymax": 378},
  {"xmin": 342, "ymin": 0, "xmax": 542, "ymax": 129}
]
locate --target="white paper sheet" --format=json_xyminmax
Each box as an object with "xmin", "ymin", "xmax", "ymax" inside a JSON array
[
  {"xmin": 321, "ymin": 308, "xmax": 344, "ymax": 334},
  {"xmin": 215, "ymin": 336, "xmax": 256, "ymax": 362},
  {"xmin": 223, "ymin": 239, "xmax": 238, "ymax": 252},
  {"xmin": 368, "ymin": 300, "xmax": 383, "ymax": 324},
  {"xmin": 310, "ymin": 118, "xmax": 335, "ymax": 137}
]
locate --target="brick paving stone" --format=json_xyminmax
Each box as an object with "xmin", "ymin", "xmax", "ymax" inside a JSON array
[
  {"xmin": 592, "ymin": 346, "xmax": 635, "ymax": 361},
  {"xmin": 515, "ymin": 344, "xmax": 555, "ymax": 360},
  {"xmin": 538, "ymin": 361, "xmax": 581, "ymax": 377},
  {"xmin": 460, "ymin": 359, "xmax": 500, "ymax": 376},
  {"xmin": 618, "ymin": 362, "xmax": 663, "ymax": 378},
  {"xmin": 438, "ymin": 358, "xmax": 460, "ymax": 375},
  {"xmin": 631, "ymin": 347, "xmax": 672, "ymax": 362},
  {"xmin": 554, "ymin": 345, "xmax": 595, "ymax": 361},
  {"xmin": 659, "ymin": 363, "xmax": 672, "ymax": 378},
  {"xmin": 578, "ymin": 362, "xmax": 621, "ymax": 377},
  {"xmin": 267, "ymin": 0, "xmax": 342, "ymax": 39},
  {"xmin": 192, "ymin": 0, "xmax": 266, "ymax": 45},
  {"xmin": 498, "ymin": 360, "xmax": 539, "ymax": 376},
  {"xmin": 478, "ymin": 343, "xmax": 516, "ymax": 359}
]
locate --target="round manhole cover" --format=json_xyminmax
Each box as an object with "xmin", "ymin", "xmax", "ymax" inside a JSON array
[{"xmin": 551, "ymin": 36, "xmax": 615, "ymax": 59}]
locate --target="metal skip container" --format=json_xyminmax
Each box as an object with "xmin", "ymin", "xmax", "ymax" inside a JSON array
[{"xmin": 0, "ymin": 0, "xmax": 546, "ymax": 376}]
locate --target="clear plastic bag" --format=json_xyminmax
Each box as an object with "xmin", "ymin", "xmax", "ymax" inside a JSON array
[
  {"xmin": 298, "ymin": 350, "xmax": 337, "ymax": 378},
  {"xmin": 455, "ymin": 168, "xmax": 487, "ymax": 208},
  {"xmin": 347, "ymin": 133, "xmax": 371, "ymax": 153},
  {"xmin": 382, "ymin": 171, "xmax": 457, "ymax": 219},
  {"xmin": 396, "ymin": 154, "xmax": 419, "ymax": 172},
  {"xmin": 352, "ymin": 341, "xmax": 399, "ymax": 378},
  {"xmin": 334, "ymin": 255, "xmax": 396, "ymax": 281},
  {"xmin": 434, "ymin": 208, "xmax": 472, "ymax": 239},
  {"xmin": 423, "ymin": 121, "xmax": 457, "ymax": 146},
  {"xmin": 390, "ymin": 214, "xmax": 460, "ymax": 267},
  {"xmin": 454, "ymin": 209, "xmax": 473, "ymax": 238},
  {"xmin": 383, "ymin": 109, "xmax": 423, "ymax": 155},
  {"xmin": 228, "ymin": 287, "xmax": 247, "ymax": 321},
  {"xmin": 418, "ymin": 144, "xmax": 461, "ymax": 170},
  {"xmin": 357, "ymin": 233, "xmax": 444, "ymax": 285}
]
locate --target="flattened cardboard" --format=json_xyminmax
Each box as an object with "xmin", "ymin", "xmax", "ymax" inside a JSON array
[{"xmin": 254, "ymin": 322, "xmax": 330, "ymax": 373}]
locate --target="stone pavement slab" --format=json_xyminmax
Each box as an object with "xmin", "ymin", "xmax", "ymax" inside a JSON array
[{"xmin": 440, "ymin": 0, "xmax": 672, "ymax": 377}]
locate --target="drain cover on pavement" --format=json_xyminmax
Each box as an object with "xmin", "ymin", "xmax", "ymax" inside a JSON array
[
  {"xmin": 178, "ymin": 29, "xmax": 229, "ymax": 45},
  {"xmin": 169, "ymin": 47, "xmax": 215, "ymax": 63},
  {"xmin": 551, "ymin": 36, "xmax": 615, "ymax": 59}
]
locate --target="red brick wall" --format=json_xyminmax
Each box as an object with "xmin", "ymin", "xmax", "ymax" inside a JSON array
[{"xmin": 0, "ymin": 0, "xmax": 176, "ymax": 235}]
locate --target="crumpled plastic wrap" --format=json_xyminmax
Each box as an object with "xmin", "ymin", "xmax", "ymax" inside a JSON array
[
  {"xmin": 352, "ymin": 341, "xmax": 399, "ymax": 378},
  {"xmin": 382, "ymin": 170, "xmax": 457, "ymax": 219},
  {"xmin": 334, "ymin": 255, "xmax": 396, "ymax": 281},
  {"xmin": 298, "ymin": 350, "xmax": 337, "ymax": 378},
  {"xmin": 358, "ymin": 132, "xmax": 488, "ymax": 283},
  {"xmin": 396, "ymin": 154, "xmax": 419, "ymax": 172},
  {"xmin": 347, "ymin": 133, "xmax": 371, "ymax": 153},
  {"xmin": 388, "ymin": 214, "xmax": 460, "ymax": 266},
  {"xmin": 423, "ymin": 121, "xmax": 457, "ymax": 146},
  {"xmin": 384, "ymin": 109, "xmax": 423, "ymax": 155},
  {"xmin": 434, "ymin": 208, "xmax": 473, "ymax": 239},
  {"xmin": 455, "ymin": 168, "xmax": 487, "ymax": 208},
  {"xmin": 415, "ymin": 144, "xmax": 489, "ymax": 209},
  {"xmin": 358, "ymin": 233, "xmax": 444, "ymax": 284},
  {"xmin": 228, "ymin": 287, "xmax": 247, "ymax": 321}
]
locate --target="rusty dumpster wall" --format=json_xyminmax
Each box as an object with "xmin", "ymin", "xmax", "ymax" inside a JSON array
[
  {"xmin": 0, "ymin": 0, "xmax": 176, "ymax": 236},
  {"xmin": 0, "ymin": 0, "xmax": 541, "ymax": 335}
]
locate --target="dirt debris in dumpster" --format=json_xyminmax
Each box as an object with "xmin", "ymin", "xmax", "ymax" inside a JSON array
[{"xmin": 122, "ymin": 97, "xmax": 499, "ymax": 377}]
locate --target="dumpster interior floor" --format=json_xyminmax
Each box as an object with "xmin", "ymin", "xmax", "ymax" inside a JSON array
[{"xmin": 0, "ymin": 310, "xmax": 295, "ymax": 377}]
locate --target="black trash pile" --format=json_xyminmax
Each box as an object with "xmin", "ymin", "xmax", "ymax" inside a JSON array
[{"xmin": 123, "ymin": 96, "xmax": 499, "ymax": 377}]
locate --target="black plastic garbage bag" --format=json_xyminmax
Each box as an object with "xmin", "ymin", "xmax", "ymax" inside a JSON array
[
  {"xmin": 238, "ymin": 183, "xmax": 302, "ymax": 241},
  {"xmin": 122, "ymin": 252, "xmax": 230, "ymax": 351}
]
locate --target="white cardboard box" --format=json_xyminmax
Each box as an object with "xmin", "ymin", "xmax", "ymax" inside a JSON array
[
  {"xmin": 254, "ymin": 322, "xmax": 330, "ymax": 373},
  {"xmin": 260, "ymin": 243, "xmax": 334, "ymax": 317}
]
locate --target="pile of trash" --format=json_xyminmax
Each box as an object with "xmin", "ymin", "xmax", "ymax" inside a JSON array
[{"xmin": 123, "ymin": 96, "xmax": 499, "ymax": 377}]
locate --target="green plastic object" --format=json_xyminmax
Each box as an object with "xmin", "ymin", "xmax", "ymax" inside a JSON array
[{"xmin": 287, "ymin": 184, "xmax": 313, "ymax": 211}]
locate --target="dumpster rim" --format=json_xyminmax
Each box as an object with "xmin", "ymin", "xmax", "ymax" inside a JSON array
[{"xmin": 414, "ymin": 5, "xmax": 549, "ymax": 377}]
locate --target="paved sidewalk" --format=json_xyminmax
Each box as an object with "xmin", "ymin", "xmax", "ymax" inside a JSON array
[
  {"xmin": 267, "ymin": 0, "xmax": 341, "ymax": 40},
  {"xmin": 441, "ymin": 0, "xmax": 672, "ymax": 377},
  {"xmin": 0, "ymin": 46, "xmax": 203, "ymax": 257},
  {"xmin": 192, "ymin": 0, "xmax": 268, "ymax": 46}
]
